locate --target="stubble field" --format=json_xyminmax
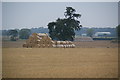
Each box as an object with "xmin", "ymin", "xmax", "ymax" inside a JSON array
[{"xmin": 2, "ymin": 39, "xmax": 119, "ymax": 78}]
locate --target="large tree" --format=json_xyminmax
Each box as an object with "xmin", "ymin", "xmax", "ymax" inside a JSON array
[{"xmin": 48, "ymin": 7, "xmax": 82, "ymax": 41}]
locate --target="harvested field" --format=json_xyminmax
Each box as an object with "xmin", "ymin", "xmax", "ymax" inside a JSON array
[
  {"xmin": 2, "ymin": 37, "xmax": 118, "ymax": 78},
  {"xmin": 74, "ymin": 41, "xmax": 118, "ymax": 48},
  {"xmin": 2, "ymin": 48, "xmax": 118, "ymax": 78},
  {"xmin": 2, "ymin": 40, "xmax": 26, "ymax": 48}
]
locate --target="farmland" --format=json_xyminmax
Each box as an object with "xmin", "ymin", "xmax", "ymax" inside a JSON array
[
  {"xmin": 2, "ymin": 39, "xmax": 118, "ymax": 78},
  {"xmin": 2, "ymin": 39, "xmax": 118, "ymax": 48}
]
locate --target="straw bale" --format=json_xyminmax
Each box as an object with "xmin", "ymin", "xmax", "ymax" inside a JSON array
[
  {"xmin": 51, "ymin": 41, "xmax": 55, "ymax": 44},
  {"xmin": 47, "ymin": 44, "xmax": 53, "ymax": 48},
  {"xmin": 32, "ymin": 33, "xmax": 38, "ymax": 36},
  {"xmin": 69, "ymin": 45, "xmax": 72, "ymax": 48},
  {"xmin": 37, "ymin": 33, "xmax": 48, "ymax": 37},
  {"xmin": 66, "ymin": 41, "xmax": 70, "ymax": 44},
  {"xmin": 27, "ymin": 43, "xmax": 33, "ymax": 48},
  {"xmin": 52, "ymin": 44, "xmax": 56, "ymax": 48},
  {"xmin": 34, "ymin": 44, "xmax": 39, "ymax": 48},
  {"xmin": 56, "ymin": 45, "xmax": 61, "ymax": 48},
  {"xmin": 23, "ymin": 43, "xmax": 27, "ymax": 47},
  {"xmin": 68, "ymin": 41, "xmax": 72, "ymax": 44},
  {"xmin": 71, "ymin": 44, "xmax": 75, "ymax": 48},
  {"xmin": 63, "ymin": 45, "xmax": 67, "ymax": 48},
  {"xmin": 59, "ymin": 41, "xmax": 63, "ymax": 44},
  {"xmin": 56, "ymin": 41, "xmax": 61, "ymax": 45},
  {"xmin": 63, "ymin": 41, "xmax": 67, "ymax": 44},
  {"xmin": 65, "ymin": 45, "xmax": 68, "ymax": 48},
  {"xmin": 60, "ymin": 45, "xmax": 64, "ymax": 48}
]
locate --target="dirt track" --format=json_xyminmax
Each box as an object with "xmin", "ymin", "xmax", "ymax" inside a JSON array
[{"xmin": 2, "ymin": 48, "xmax": 118, "ymax": 78}]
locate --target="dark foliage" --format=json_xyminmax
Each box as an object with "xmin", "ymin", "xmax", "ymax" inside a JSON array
[
  {"xmin": 116, "ymin": 25, "xmax": 120, "ymax": 40},
  {"xmin": 8, "ymin": 30, "xmax": 18, "ymax": 41},
  {"xmin": 48, "ymin": 7, "xmax": 82, "ymax": 41},
  {"xmin": 19, "ymin": 29, "xmax": 31, "ymax": 39}
]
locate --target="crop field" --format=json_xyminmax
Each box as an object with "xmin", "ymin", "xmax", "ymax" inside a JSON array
[
  {"xmin": 2, "ymin": 48, "xmax": 118, "ymax": 78},
  {"xmin": 2, "ymin": 38, "xmax": 119, "ymax": 78}
]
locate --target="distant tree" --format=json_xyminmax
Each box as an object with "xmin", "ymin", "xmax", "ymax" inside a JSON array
[
  {"xmin": 8, "ymin": 30, "xmax": 18, "ymax": 41},
  {"xmin": 86, "ymin": 28, "xmax": 94, "ymax": 37},
  {"xmin": 48, "ymin": 7, "xmax": 82, "ymax": 41},
  {"xmin": 116, "ymin": 25, "xmax": 120, "ymax": 40},
  {"xmin": 19, "ymin": 29, "xmax": 31, "ymax": 39}
]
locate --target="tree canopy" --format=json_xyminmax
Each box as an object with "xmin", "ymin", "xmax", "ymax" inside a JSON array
[
  {"xmin": 19, "ymin": 29, "xmax": 31, "ymax": 39},
  {"xmin": 48, "ymin": 7, "xmax": 82, "ymax": 41},
  {"xmin": 8, "ymin": 30, "xmax": 18, "ymax": 41},
  {"xmin": 8, "ymin": 30, "xmax": 18, "ymax": 37},
  {"xmin": 86, "ymin": 29, "xmax": 94, "ymax": 37}
]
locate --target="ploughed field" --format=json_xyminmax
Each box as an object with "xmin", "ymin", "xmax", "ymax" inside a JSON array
[{"xmin": 2, "ymin": 48, "xmax": 118, "ymax": 78}]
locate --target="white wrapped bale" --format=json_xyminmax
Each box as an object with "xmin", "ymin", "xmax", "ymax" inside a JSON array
[{"xmin": 71, "ymin": 44, "xmax": 75, "ymax": 48}]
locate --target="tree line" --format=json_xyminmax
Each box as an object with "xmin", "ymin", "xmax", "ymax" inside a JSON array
[{"xmin": 6, "ymin": 29, "xmax": 31, "ymax": 41}]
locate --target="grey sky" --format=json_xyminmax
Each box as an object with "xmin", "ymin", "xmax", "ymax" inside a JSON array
[
  {"xmin": 118, "ymin": 1, "xmax": 120, "ymax": 25},
  {"xmin": 0, "ymin": 2, "xmax": 2, "ymax": 30},
  {"xmin": 2, "ymin": 2, "xmax": 118, "ymax": 30}
]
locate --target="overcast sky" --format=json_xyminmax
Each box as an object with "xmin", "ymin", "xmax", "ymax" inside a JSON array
[{"xmin": 2, "ymin": 2, "xmax": 118, "ymax": 30}]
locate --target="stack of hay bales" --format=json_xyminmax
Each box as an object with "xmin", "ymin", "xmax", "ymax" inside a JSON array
[
  {"xmin": 23, "ymin": 33, "xmax": 54, "ymax": 48},
  {"xmin": 23, "ymin": 33, "xmax": 75, "ymax": 48}
]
